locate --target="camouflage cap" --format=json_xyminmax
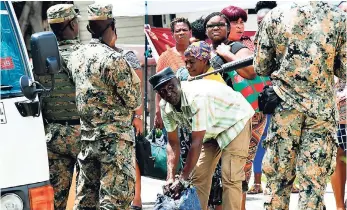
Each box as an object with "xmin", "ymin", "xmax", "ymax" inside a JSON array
[
  {"xmin": 88, "ymin": 3, "xmax": 113, "ymax": 21},
  {"xmin": 47, "ymin": 4, "xmax": 80, "ymax": 24}
]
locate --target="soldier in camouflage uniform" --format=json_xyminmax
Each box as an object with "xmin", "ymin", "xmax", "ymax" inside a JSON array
[
  {"xmin": 68, "ymin": 3, "xmax": 142, "ymax": 210},
  {"xmin": 254, "ymin": 2, "xmax": 347, "ymax": 209},
  {"xmin": 36, "ymin": 4, "xmax": 82, "ymax": 210}
]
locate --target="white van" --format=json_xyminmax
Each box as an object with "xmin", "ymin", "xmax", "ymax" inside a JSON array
[{"xmin": 0, "ymin": 1, "xmax": 60, "ymax": 209}]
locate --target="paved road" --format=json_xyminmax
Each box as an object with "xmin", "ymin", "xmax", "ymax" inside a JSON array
[{"xmin": 140, "ymin": 176, "xmax": 345, "ymax": 210}]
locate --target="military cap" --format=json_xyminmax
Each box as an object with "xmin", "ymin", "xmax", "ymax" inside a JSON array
[
  {"xmin": 88, "ymin": 3, "xmax": 113, "ymax": 21},
  {"xmin": 47, "ymin": 4, "xmax": 80, "ymax": 24},
  {"xmin": 149, "ymin": 67, "xmax": 176, "ymax": 90}
]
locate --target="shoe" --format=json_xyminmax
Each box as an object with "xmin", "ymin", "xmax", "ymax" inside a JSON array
[
  {"xmin": 247, "ymin": 184, "xmax": 263, "ymax": 194},
  {"xmin": 291, "ymin": 184, "xmax": 300, "ymax": 193},
  {"xmin": 130, "ymin": 205, "xmax": 142, "ymax": 210}
]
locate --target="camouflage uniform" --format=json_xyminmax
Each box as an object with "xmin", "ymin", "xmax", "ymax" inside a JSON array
[
  {"xmin": 254, "ymin": 2, "xmax": 346, "ymax": 209},
  {"xmin": 38, "ymin": 4, "xmax": 82, "ymax": 210},
  {"xmin": 68, "ymin": 3, "xmax": 141, "ymax": 210}
]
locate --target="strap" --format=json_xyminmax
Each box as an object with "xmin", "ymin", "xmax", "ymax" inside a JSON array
[
  {"xmin": 228, "ymin": 41, "xmax": 247, "ymax": 54},
  {"xmin": 45, "ymin": 119, "xmax": 80, "ymax": 126},
  {"xmin": 151, "ymin": 128, "xmax": 156, "ymax": 143}
]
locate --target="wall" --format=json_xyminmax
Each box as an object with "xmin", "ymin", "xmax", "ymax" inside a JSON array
[
  {"xmin": 74, "ymin": 1, "xmax": 93, "ymax": 44},
  {"xmin": 115, "ymin": 16, "xmax": 145, "ymax": 44},
  {"xmin": 74, "ymin": 1, "xmax": 145, "ymax": 45}
]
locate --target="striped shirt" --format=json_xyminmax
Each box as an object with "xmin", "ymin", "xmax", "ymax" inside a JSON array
[{"xmin": 160, "ymin": 79, "xmax": 255, "ymax": 149}]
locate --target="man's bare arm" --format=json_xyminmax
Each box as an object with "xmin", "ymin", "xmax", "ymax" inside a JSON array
[{"xmin": 166, "ymin": 129, "xmax": 180, "ymax": 181}]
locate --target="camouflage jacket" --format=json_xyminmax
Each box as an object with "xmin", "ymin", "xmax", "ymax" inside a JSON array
[
  {"xmin": 59, "ymin": 39, "xmax": 82, "ymax": 78},
  {"xmin": 68, "ymin": 39, "xmax": 141, "ymax": 141},
  {"xmin": 254, "ymin": 1, "xmax": 347, "ymax": 123}
]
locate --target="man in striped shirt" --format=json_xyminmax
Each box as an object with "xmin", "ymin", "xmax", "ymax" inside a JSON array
[{"xmin": 149, "ymin": 67, "xmax": 254, "ymax": 210}]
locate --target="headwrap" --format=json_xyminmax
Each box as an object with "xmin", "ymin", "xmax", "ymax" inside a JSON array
[{"xmin": 184, "ymin": 41, "xmax": 211, "ymax": 61}]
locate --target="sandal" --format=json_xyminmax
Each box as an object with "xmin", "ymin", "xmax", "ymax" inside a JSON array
[
  {"xmin": 291, "ymin": 184, "xmax": 300, "ymax": 194},
  {"xmin": 247, "ymin": 183, "xmax": 263, "ymax": 194}
]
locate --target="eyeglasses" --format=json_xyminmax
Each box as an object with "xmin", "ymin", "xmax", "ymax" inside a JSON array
[
  {"xmin": 59, "ymin": 17, "xmax": 77, "ymax": 34},
  {"xmin": 86, "ymin": 18, "xmax": 116, "ymax": 37},
  {"xmin": 206, "ymin": 22, "xmax": 227, "ymax": 30},
  {"xmin": 105, "ymin": 18, "xmax": 116, "ymax": 31}
]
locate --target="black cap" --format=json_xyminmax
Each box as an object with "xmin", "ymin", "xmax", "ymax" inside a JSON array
[{"xmin": 149, "ymin": 67, "xmax": 176, "ymax": 90}]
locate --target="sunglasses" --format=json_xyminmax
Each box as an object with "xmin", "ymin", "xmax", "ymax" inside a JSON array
[
  {"xmin": 206, "ymin": 22, "xmax": 227, "ymax": 30},
  {"xmin": 59, "ymin": 17, "xmax": 77, "ymax": 34},
  {"xmin": 106, "ymin": 18, "xmax": 116, "ymax": 31},
  {"xmin": 87, "ymin": 18, "xmax": 116, "ymax": 37}
]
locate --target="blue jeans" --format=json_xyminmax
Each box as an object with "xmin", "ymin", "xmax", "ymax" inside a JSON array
[{"xmin": 253, "ymin": 114, "xmax": 271, "ymax": 173}]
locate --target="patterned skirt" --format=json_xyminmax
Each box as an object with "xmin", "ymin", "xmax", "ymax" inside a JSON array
[
  {"xmin": 244, "ymin": 113, "xmax": 268, "ymax": 183},
  {"xmin": 337, "ymin": 124, "xmax": 347, "ymax": 151}
]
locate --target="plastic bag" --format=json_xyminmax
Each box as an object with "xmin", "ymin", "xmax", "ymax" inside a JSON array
[{"xmin": 154, "ymin": 187, "xmax": 201, "ymax": 210}]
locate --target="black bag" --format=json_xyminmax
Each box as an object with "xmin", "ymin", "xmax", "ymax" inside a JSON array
[
  {"xmin": 209, "ymin": 179, "xmax": 222, "ymax": 206},
  {"xmin": 258, "ymin": 85, "xmax": 282, "ymax": 114},
  {"xmin": 135, "ymin": 134, "xmax": 155, "ymax": 176}
]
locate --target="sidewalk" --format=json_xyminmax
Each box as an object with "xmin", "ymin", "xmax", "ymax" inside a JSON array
[{"xmin": 141, "ymin": 176, "xmax": 345, "ymax": 210}]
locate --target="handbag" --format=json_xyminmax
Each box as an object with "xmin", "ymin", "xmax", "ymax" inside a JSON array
[
  {"xmin": 135, "ymin": 134, "xmax": 154, "ymax": 176},
  {"xmin": 258, "ymin": 85, "xmax": 282, "ymax": 114},
  {"xmin": 135, "ymin": 129, "xmax": 183, "ymax": 180}
]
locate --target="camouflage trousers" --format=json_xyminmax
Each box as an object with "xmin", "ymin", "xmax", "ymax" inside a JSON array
[
  {"xmin": 262, "ymin": 102, "xmax": 337, "ymax": 210},
  {"xmin": 73, "ymin": 138, "xmax": 135, "ymax": 210},
  {"xmin": 45, "ymin": 123, "xmax": 81, "ymax": 210}
]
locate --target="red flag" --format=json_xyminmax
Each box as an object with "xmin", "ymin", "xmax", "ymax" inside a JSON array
[{"xmin": 144, "ymin": 27, "xmax": 175, "ymax": 59}]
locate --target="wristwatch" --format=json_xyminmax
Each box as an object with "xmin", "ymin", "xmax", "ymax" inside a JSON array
[
  {"xmin": 134, "ymin": 114, "xmax": 143, "ymax": 120},
  {"xmin": 178, "ymin": 177, "xmax": 191, "ymax": 188},
  {"xmin": 175, "ymin": 175, "xmax": 191, "ymax": 189}
]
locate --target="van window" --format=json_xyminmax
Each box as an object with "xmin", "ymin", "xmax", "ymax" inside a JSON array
[{"xmin": 0, "ymin": 1, "xmax": 30, "ymax": 98}]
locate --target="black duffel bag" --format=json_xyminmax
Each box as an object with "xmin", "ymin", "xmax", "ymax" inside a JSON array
[{"xmin": 135, "ymin": 133, "xmax": 155, "ymax": 176}]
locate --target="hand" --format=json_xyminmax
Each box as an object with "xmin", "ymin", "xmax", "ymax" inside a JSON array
[
  {"xmin": 216, "ymin": 43, "xmax": 232, "ymax": 58},
  {"xmin": 132, "ymin": 118, "xmax": 143, "ymax": 136},
  {"xmin": 169, "ymin": 179, "xmax": 185, "ymax": 199},
  {"xmin": 163, "ymin": 178, "xmax": 175, "ymax": 196},
  {"xmin": 337, "ymin": 93, "xmax": 346, "ymax": 103},
  {"xmin": 154, "ymin": 111, "xmax": 164, "ymax": 129}
]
